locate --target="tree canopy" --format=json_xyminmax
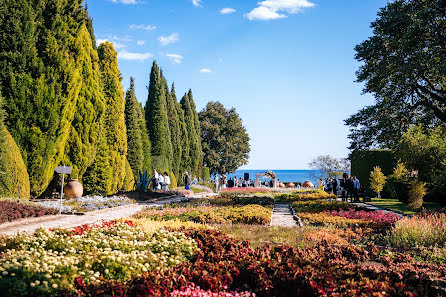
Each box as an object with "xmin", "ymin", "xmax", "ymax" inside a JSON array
[
  {"xmin": 199, "ymin": 101, "xmax": 250, "ymax": 175},
  {"xmin": 309, "ymin": 155, "xmax": 350, "ymax": 179},
  {"xmin": 346, "ymin": 0, "xmax": 446, "ymax": 150}
]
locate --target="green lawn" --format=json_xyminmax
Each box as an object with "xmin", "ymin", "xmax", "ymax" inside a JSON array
[
  {"xmin": 367, "ymin": 198, "xmax": 443, "ymax": 215},
  {"xmin": 191, "ymin": 187, "xmax": 206, "ymax": 194}
]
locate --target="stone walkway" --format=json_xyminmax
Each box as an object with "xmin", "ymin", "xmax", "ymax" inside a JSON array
[
  {"xmin": 0, "ymin": 196, "xmax": 188, "ymax": 235},
  {"xmin": 270, "ymin": 204, "xmax": 298, "ymax": 227}
]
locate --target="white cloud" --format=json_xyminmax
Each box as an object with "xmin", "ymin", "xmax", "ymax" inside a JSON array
[
  {"xmin": 117, "ymin": 50, "xmax": 153, "ymax": 61},
  {"xmin": 166, "ymin": 53, "xmax": 183, "ymax": 64},
  {"xmin": 96, "ymin": 39, "xmax": 127, "ymax": 50},
  {"xmin": 200, "ymin": 68, "xmax": 212, "ymax": 73},
  {"xmin": 137, "ymin": 40, "xmax": 145, "ymax": 46},
  {"xmin": 130, "ymin": 24, "xmax": 157, "ymax": 31},
  {"xmin": 110, "ymin": 0, "xmax": 138, "ymax": 4},
  {"xmin": 192, "ymin": 0, "xmax": 202, "ymax": 7},
  {"xmin": 220, "ymin": 8, "xmax": 236, "ymax": 15},
  {"xmin": 245, "ymin": 0, "xmax": 315, "ymax": 21},
  {"xmin": 158, "ymin": 33, "xmax": 179, "ymax": 46}
]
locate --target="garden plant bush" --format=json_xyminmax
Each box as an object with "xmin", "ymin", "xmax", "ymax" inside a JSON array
[{"xmin": 0, "ymin": 200, "xmax": 57, "ymax": 223}]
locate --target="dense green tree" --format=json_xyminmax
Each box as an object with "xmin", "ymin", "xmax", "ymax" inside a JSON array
[
  {"xmin": 0, "ymin": 93, "xmax": 30, "ymax": 199},
  {"xmin": 125, "ymin": 78, "xmax": 144, "ymax": 177},
  {"xmin": 345, "ymin": 99, "xmax": 438, "ymax": 151},
  {"xmin": 145, "ymin": 62, "xmax": 172, "ymax": 171},
  {"xmin": 62, "ymin": 24, "xmax": 105, "ymax": 182},
  {"xmin": 137, "ymin": 103, "xmax": 152, "ymax": 174},
  {"xmin": 83, "ymin": 128, "xmax": 111, "ymax": 195},
  {"xmin": 187, "ymin": 90, "xmax": 204, "ymax": 176},
  {"xmin": 0, "ymin": 0, "xmax": 84, "ymax": 196},
  {"xmin": 176, "ymin": 101, "xmax": 190, "ymax": 181},
  {"xmin": 165, "ymin": 82, "xmax": 182, "ymax": 179},
  {"xmin": 180, "ymin": 91, "xmax": 203, "ymax": 177},
  {"xmin": 309, "ymin": 155, "xmax": 351, "ymax": 179},
  {"xmin": 159, "ymin": 71, "xmax": 173, "ymax": 169},
  {"xmin": 199, "ymin": 101, "xmax": 250, "ymax": 175},
  {"xmin": 348, "ymin": 0, "xmax": 446, "ymax": 150},
  {"xmin": 98, "ymin": 42, "xmax": 127, "ymax": 193}
]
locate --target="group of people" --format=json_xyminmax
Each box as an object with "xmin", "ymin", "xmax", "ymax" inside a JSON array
[
  {"xmin": 152, "ymin": 170, "xmax": 171, "ymax": 191},
  {"xmin": 214, "ymin": 175, "xmax": 254, "ymax": 191},
  {"xmin": 317, "ymin": 174, "xmax": 361, "ymax": 202}
]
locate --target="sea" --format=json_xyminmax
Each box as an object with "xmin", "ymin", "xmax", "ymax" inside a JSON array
[{"xmin": 223, "ymin": 170, "xmax": 320, "ymax": 184}]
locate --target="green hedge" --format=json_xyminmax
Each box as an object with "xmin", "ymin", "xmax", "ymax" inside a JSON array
[
  {"xmin": 350, "ymin": 149, "xmax": 397, "ymax": 197},
  {"xmin": 0, "ymin": 128, "xmax": 30, "ymax": 200}
]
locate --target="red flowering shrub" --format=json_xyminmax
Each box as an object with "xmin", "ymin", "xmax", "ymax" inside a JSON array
[
  {"xmin": 0, "ymin": 200, "xmax": 57, "ymax": 223},
  {"xmin": 68, "ymin": 229, "xmax": 446, "ymax": 297},
  {"xmin": 326, "ymin": 209, "xmax": 400, "ymax": 226}
]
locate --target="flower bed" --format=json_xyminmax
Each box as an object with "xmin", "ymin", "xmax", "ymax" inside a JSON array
[
  {"xmin": 299, "ymin": 212, "xmax": 374, "ymax": 228},
  {"xmin": 0, "ymin": 221, "xmax": 197, "ymax": 296},
  {"xmin": 0, "ymin": 200, "xmax": 57, "ymax": 223},
  {"xmin": 134, "ymin": 205, "xmax": 271, "ymax": 225},
  {"xmin": 389, "ymin": 212, "xmax": 446, "ymax": 248},
  {"xmin": 292, "ymin": 200, "xmax": 357, "ymax": 213},
  {"xmin": 36, "ymin": 195, "xmax": 136, "ymax": 213},
  {"xmin": 69, "ymin": 229, "xmax": 446, "ymax": 297},
  {"xmin": 275, "ymin": 191, "xmax": 336, "ymax": 202},
  {"xmin": 193, "ymin": 196, "xmax": 275, "ymax": 207},
  {"xmin": 326, "ymin": 209, "xmax": 400, "ymax": 226}
]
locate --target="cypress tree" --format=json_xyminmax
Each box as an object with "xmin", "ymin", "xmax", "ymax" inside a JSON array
[
  {"xmin": 62, "ymin": 24, "xmax": 106, "ymax": 181},
  {"xmin": 181, "ymin": 91, "xmax": 203, "ymax": 177},
  {"xmin": 0, "ymin": 0, "xmax": 83, "ymax": 196},
  {"xmin": 98, "ymin": 42, "xmax": 127, "ymax": 193},
  {"xmin": 0, "ymin": 92, "xmax": 30, "ymax": 199},
  {"xmin": 176, "ymin": 102, "xmax": 190, "ymax": 181},
  {"xmin": 163, "ymin": 79, "xmax": 181, "ymax": 177},
  {"xmin": 160, "ymin": 71, "xmax": 173, "ymax": 170},
  {"xmin": 145, "ymin": 61, "xmax": 171, "ymax": 172},
  {"xmin": 137, "ymin": 103, "xmax": 152, "ymax": 174},
  {"xmin": 125, "ymin": 77, "xmax": 144, "ymax": 177}
]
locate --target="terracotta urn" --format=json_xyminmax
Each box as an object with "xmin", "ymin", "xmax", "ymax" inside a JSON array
[
  {"xmin": 64, "ymin": 179, "xmax": 83, "ymax": 199},
  {"xmin": 279, "ymin": 182, "xmax": 286, "ymax": 188},
  {"xmin": 302, "ymin": 181, "xmax": 314, "ymax": 188},
  {"xmin": 286, "ymin": 183, "xmax": 295, "ymax": 188}
]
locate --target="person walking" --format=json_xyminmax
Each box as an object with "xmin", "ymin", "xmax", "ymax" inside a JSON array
[
  {"xmin": 184, "ymin": 171, "xmax": 191, "ymax": 190},
  {"xmin": 163, "ymin": 172, "xmax": 170, "ymax": 191},
  {"xmin": 158, "ymin": 173, "xmax": 164, "ymax": 191},
  {"xmin": 332, "ymin": 178, "xmax": 338, "ymax": 196},
  {"xmin": 353, "ymin": 176, "xmax": 361, "ymax": 202},
  {"xmin": 346, "ymin": 177, "xmax": 354, "ymax": 202},
  {"xmin": 152, "ymin": 169, "xmax": 160, "ymax": 190},
  {"xmin": 215, "ymin": 174, "xmax": 220, "ymax": 193}
]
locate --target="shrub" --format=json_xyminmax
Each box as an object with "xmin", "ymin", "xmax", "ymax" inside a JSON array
[
  {"xmin": 0, "ymin": 200, "xmax": 57, "ymax": 223},
  {"xmin": 326, "ymin": 209, "xmax": 400, "ymax": 227},
  {"xmin": 389, "ymin": 212, "xmax": 446, "ymax": 247},
  {"xmin": 292, "ymin": 200, "xmax": 357, "ymax": 213},
  {"xmin": 408, "ymin": 181, "xmax": 426, "ymax": 209},
  {"xmin": 276, "ymin": 191, "xmax": 336, "ymax": 202},
  {"xmin": 134, "ymin": 205, "xmax": 272, "ymax": 225},
  {"xmin": 299, "ymin": 212, "xmax": 373, "ymax": 228},
  {"xmin": 170, "ymin": 171, "xmax": 178, "ymax": 189},
  {"xmin": 0, "ymin": 128, "xmax": 30, "ymax": 200},
  {"xmin": 219, "ymin": 188, "xmax": 272, "ymax": 197}
]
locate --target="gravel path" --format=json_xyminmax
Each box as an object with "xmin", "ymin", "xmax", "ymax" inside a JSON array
[
  {"xmin": 0, "ymin": 196, "xmax": 187, "ymax": 235},
  {"xmin": 271, "ymin": 204, "xmax": 297, "ymax": 227}
]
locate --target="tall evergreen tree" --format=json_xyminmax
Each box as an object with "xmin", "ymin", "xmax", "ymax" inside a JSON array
[
  {"xmin": 160, "ymin": 71, "xmax": 173, "ymax": 170},
  {"xmin": 164, "ymin": 81, "xmax": 181, "ymax": 179},
  {"xmin": 137, "ymin": 102, "xmax": 152, "ymax": 173},
  {"xmin": 180, "ymin": 91, "xmax": 203, "ymax": 177},
  {"xmin": 62, "ymin": 24, "xmax": 106, "ymax": 181},
  {"xmin": 97, "ymin": 42, "xmax": 127, "ymax": 193},
  {"xmin": 125, "ymin": 77, "xmax": 144, "ymax": 177},
  {"xmin": 176, "ymin": 102, "xmax": 190, "ymax": 180},
  {"xmin": 145, "ymin": 61, "xmax": 171, "ymax": 172},
  {"xmin": 188, "ymin": 90, "xmax": 204, "ymax": 176},
  {"xmin": 0, "ymin": 0, "xmax": 84, "ymax": 196}
]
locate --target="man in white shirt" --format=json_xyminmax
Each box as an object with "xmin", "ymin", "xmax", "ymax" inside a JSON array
[
  {"xmin": 158, "ymin": 173, "xmax": 164, "ymax": 191},
  {"xmin": 163, "ymin": 172, "xmax": 170, "ymax": 191}
]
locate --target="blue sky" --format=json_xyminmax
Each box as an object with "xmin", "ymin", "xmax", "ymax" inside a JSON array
[{"xmin": 87, "ymin": 0, "xmax": 387, "ymax": 169}]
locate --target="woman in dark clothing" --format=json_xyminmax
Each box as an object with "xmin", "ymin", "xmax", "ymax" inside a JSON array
[{"xmin": 184, "ymin": 171, "xmax": 191, "ymax": 190}]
